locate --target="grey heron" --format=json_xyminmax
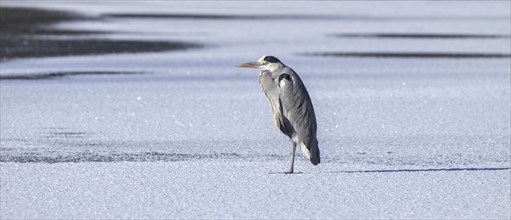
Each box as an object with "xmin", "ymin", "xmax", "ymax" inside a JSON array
[{"xmin": 237, "ymin": 55, "xmax": 320, "ymax": 173}]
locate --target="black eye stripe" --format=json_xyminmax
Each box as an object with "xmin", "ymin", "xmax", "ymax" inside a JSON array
[{"xmin": 263, "ymin": 56, "xmax": 280, "ymax": 63}]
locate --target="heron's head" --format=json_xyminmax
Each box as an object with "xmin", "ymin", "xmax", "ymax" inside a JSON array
[{"xmin": 237, "ymin": 55, "xmax": 284, "ymax": 72}]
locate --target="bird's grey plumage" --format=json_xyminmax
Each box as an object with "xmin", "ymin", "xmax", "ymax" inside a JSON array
[
  {"xmin": 239, "ymin": 55, "xmax": 320, "ymax": 173},
  {"xmin": 260, "ymin": 66, "xmax": 320, "ymax": 165}
]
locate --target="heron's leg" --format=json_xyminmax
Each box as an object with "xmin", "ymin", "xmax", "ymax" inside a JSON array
[{"xmin": 287, "ymin": 141, "xmax": 297, "ymax": 174}]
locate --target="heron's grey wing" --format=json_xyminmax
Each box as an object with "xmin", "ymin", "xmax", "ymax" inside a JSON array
[
  {"xmin": 278, "ymin": 70, "xmax": 320, "ymax": 164},
  {"xmin": 278, "ymin": 71, "xmax": 317, "ymax": 139}
]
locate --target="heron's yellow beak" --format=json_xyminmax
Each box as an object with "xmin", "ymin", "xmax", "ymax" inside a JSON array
[{"xmin": 236, "ymin": 62, "xmax": 259, "ymax": 68}]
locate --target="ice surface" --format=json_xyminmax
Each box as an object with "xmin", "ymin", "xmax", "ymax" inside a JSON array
[
  {"xmin": 1, "ymin": 1, "xmax": 510, "ymax": 219},
  {"xmin": 1, "ymin": 162, "xmax": 509, "ymax": 219}
]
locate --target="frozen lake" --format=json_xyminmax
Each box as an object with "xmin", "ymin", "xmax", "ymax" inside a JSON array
[{"xmin": 1, "ymin": 1, "xmax": 510, "ymax": 219}]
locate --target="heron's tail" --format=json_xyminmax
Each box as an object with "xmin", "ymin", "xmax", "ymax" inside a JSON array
[{"xmin": 301, "ymin": 138, "xmax": 320, "ymax": 165}]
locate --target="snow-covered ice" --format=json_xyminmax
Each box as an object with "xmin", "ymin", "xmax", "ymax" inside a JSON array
[
  {"xmin": 1, "ymin": 1, "xmax": 510, "ymax": 219},
  {"xmin": 2, "ymin": 162, "xmax": 509, "ymax": 219}
]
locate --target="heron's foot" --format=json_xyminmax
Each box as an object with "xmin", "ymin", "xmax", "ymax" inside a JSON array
[
  {"xmin": 268, "ymin": 171, "xmax": 303, "ymax": 174},
  {"xmin": 284, "ymin": 171, "xmax": 303, "ymax": 175}
]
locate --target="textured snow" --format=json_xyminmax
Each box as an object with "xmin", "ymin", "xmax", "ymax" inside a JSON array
[
  {"xmin": 1, "ymin": 1, "xmax": 510, "ymax": 219},
  {"xmin": 2, "ymin": 162, "xmax": 509, "ymax": 219}
]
